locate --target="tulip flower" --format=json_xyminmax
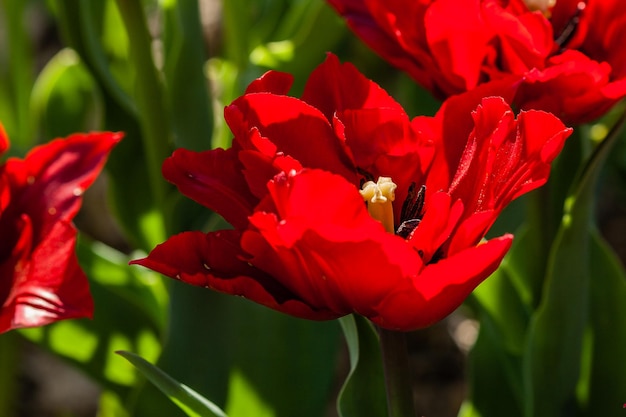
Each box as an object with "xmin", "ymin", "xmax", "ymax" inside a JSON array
[
  {"xmin": 0, "ymin": 125, "xmax": 121, "ymax": 333},
  {"xmin": 327, "ymin": 0, "xmax": 626, "ymax": 123},
  {"xmin": 132, "ymin": 54, "xmax": 571, "ymax": 330}
]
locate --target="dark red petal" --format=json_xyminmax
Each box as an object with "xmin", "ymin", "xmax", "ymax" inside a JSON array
[
  {"xmin": 245, "ymin": 70, "xmax": 294, "ymax": 95},
  {"xmin": 370, "ymin": 235, "xmax": 512, "ymax": 331},
  {"xmin": 1, "ymin": 132, "xmax": 122, "ymax": 237},
  {"xmin": 131, "ymin": 230, "xmax": 337, "ymax": 320},
  {"xmin": 0, "ymin": 219, "xmax": 93, "ymax": 333},
  {"xmin": 162, "ymin": 147, "xmax": 257, "ymax": 229}
]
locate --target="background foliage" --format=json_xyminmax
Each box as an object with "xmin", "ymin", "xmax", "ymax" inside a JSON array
[{"xmin": 1, "ymin": 0, "xmax": 625, "ymax": 416}]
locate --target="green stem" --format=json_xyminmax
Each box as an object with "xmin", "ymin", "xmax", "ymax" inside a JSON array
[
  {"xmin": 378, "ymin": 328, "xmax": 415, "ymax": 417},
  {"xmin": 114, "ymin": 0, "xmax": 171, "ymax": 234}
]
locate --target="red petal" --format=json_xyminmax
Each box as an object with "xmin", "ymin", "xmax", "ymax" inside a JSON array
[
  {"xmin": 162, "ymin": 147, "xmax": 257, "ymax": 229},
  {"xmin": 131, "ymin": 230, "xmax": 337, "ymax": 320},
  {"xmin": 243, "ymin": 169, "xmax": 422, "ymax": 317},
  {"xmin": 371, "ymin": 235, "xmax": 512, "ymax": 330},
  {"xmin": 245, "ymin": 70, "xmax": 294, "ymax": 95},
  {"xmin": 301, "ymin": 53, "xmax": 405, "ymax": 121},
  {"xmin": 227, "ymin": 93, "xmax": 357, "ymax": 180},
  {"xmin": 408, "ymin": 191, "xmax": 463, "ymax": 263},
  {"xmin": 424, "ymin": 0, "xmax": 490, "ymax": 91},
  {"xmin": 1, "ymin": 132, "xmax": 122, "ymax": 238},
  {"xmin": 0, "ymin": 220, "xmax": 93, "ymax": 333}
]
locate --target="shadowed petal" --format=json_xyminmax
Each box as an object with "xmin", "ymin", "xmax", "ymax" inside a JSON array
[{"xmin": 131, "ymin": 230, "xmax": 338, "ymax": 320}]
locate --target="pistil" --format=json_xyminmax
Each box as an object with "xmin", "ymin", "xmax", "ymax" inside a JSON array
[
  {"xmin": 360, "ymin": 177, "xmax": 397, "ymax": 234},
  {"xmin": 524, "ymin": 0, "xmax": 556, "ymax": 17}
]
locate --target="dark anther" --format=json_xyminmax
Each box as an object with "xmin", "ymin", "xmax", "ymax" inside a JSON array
[
  {"xmin": 554, "ymin": 1, "xmax": 586, "ymax": 49},
  {"xmin": 357, "ymin": 167, "xmax": 375, "ymax": 183},
  {"xmin": 400, "ymin": 183, "xmax": 426, "ymax": 223},
  {"xmin": 397, "ymin": 219, "xmax": 421, "ymax": 239}
]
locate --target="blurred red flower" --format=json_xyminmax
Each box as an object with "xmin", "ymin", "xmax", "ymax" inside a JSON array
[
  {"xmin": 0, "ymin": 125, "xmax": 121, "ymax": 334},
  {"xmin": 327, "ymin": 0, "xmax": 626, "ymax": 124},
  {"xmin": 132, "ymin": 54, "xmax": 571, "ymax": 330}
]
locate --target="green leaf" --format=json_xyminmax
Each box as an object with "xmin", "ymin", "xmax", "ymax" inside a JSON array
[
  {"xmin": 471, "ymin": 238, "xmax": 532, "ymax": 355},
  {"xmin": 161, "ymin": 0, "xmax": 214, "ymax": 153},
  {"xmin": 523, "ymin": 114, "xmax": 626, "ymax": 417},
  {"xmin": 132, "ymin": 282, "xmax": 340, "ymax": 417},
  {"xmin": 581, "ymin": 231, "xmax": 626, "ymax": 416},
  {"xmin": 20, "ymin": 238, "xmax": 165, "ymax": 401},
  {"xmin": 52, "ymin": 0, "xmax": 136, "ymax": 116},
  {"xmin": 30, "ymin": 48, "xmax": 104, "ymax": 140},
  {"xmin": 0, "ymin": 0, "xmax": 35, "ymax": 148},
  {"xmin": 337, "ymin": 315, "xmax": 386, "ymax": 417},
  {"xmin": 114, "ymin": 0, "xmax": 173, "ymax": 224},
  {"xmin": 117, "ymin": 350, "xmax": 228, "ymax": 417},
  {"xmin": 462, "ymin": 316, "xmax": 524, "ymax": 417}
]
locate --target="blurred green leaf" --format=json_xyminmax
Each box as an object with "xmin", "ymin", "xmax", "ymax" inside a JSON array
[
  {"xmin": 522, "ymin": 174, "xmax": 591, "ymax": 417},
  {"xmin": 20, "ymin": 238, "xmax": 165, "ymax": 401},
  {"xmin": 0, "ymin": 0, "xmax": 35, "ymax": 149},
  {"xmin": 472, "ymin": 236, "xmax": 532, "ymax": 355},
  {"xmin": 580, "ymin": 231, "xmax": 626, "ymax": 416},
  {"xmin": 52, "ymin": 0, "xmax": 136, "ymax": 116},
  {"xmin": 118, "ymin": 350, "xmax": 228, "ymax": 417},
  {"xmin": 115, "ymin": 0, "xmax": 172, "ymax": 230},
  {"xmin": 133, "ymin": 281, "xmax": 340, "ymax": 417},
  {"xmin": 461, "ymin": 316, "xmax": 523, "ymax": 417},
  {"xmin": 49, "ymin": 0, "xmax": 169, "ymax": 251},
  {"xmin": 161, "ymin": 0, "xmax": 214, "ymax": 153},
  {"xmin": 337, "ymin": 315, "xmax": 386, "ymax": 417},
  {"xmin": 523, "ymin": 113, "xmax": 626, "ymax": 417},
  {"xmin": 522, "ymin": 132, "xmax": 585, "ymax": 308},
  {"xmin": 30, "ymin": 48, "xmax": 104, "ymax": 140}
]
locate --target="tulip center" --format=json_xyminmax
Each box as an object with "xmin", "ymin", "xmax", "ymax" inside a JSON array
[
  {"xmin": 360, "ymin": 177, "xmax": 397, "ymax": 234},
  {"xmin": 524, "ymin": 0, "xmax": 556, "ymax": 17}
]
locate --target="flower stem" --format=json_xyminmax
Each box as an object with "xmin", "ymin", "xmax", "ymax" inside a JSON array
[
  {"xmin": 115, "ymin": 0, "xmax": 171, "ymax": 237},
  {"xmin": 378, "ymin": 327, "xmax": 416, "ymax": 417}
]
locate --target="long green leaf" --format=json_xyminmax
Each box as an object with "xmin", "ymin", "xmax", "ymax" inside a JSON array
[
  {"xmin": 461, "ymin": 315, "xmax": 523, "ymax": 417},
  {"xmin": 582, "ymin": 231, "xmax": 626, "ymax": 416},
  {"xmin": 161, "ymin": 0, "xmax": 214, "ymax": 153},
  {"xmin": 132, "ymin": 282, "xmax": 340, "ymax": 417},
  {"xmin": 20, "ymin": 238, "xmax": 165, "ymax": 400},
  {"xmin": 53, "ymin": 0, "xmax": 136, "ymax": 116},
  {"xmin": 0, "ymin": 0, "xmax": 35, "ymax": 149},
  {"xmin": 523, "ymin": 113, "xmax": 626, "ymax": 417},
  {"xmin": 117, "ymin": 350, "xmax": 227, "ymax": 417},
  {"xmin": 337, "ymin": 315, "xmax": 386, "ymax": 417}
]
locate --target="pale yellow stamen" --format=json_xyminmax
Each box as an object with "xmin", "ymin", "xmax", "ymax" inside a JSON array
[
  {"xmin": 524, "ymin": 0, "xmax": 556, "ymax": 17},
  {"xmin": 360, "ymin": 177, "xmax": 397, "ymax": 234}
]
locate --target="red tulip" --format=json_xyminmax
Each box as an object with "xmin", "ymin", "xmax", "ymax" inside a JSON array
[
  {"xmin": 0, "ymin": 125, "xmax": 121, "ymax": 333},
  {"xmin": 132, "ymin": 54, "xmax": 571, "ymax": 330},
  {"xmin": 327, "ymin": 0, "xmax": 626, "ymax": 124}
]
